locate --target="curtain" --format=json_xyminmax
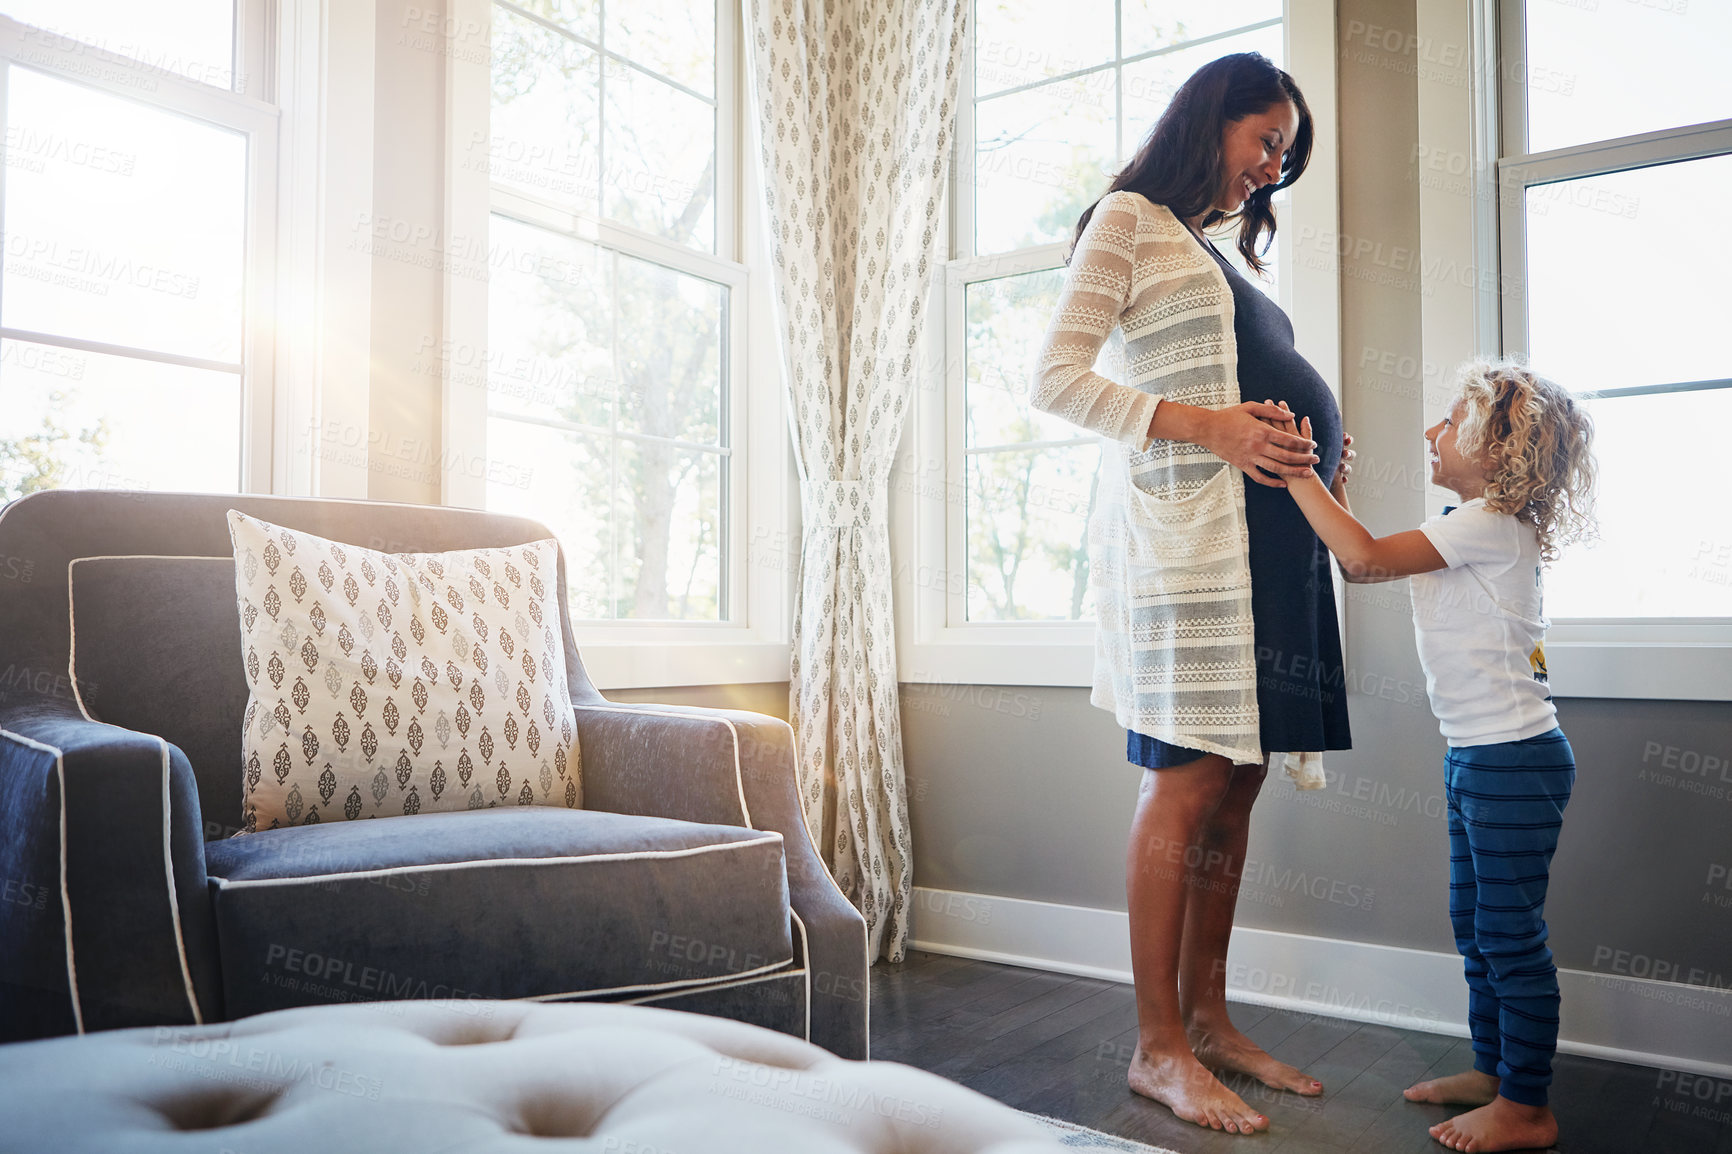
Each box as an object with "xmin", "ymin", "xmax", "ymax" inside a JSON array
[{"xmin": 745, "ymin": 0, "xmax": 966, "ymax": 961}]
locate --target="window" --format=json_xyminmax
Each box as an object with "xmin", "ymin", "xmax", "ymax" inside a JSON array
[
  {"xmin": 1496, "ymin": 2, "xmax": 1732, "ymax": 670},
  {"xmin": 961, "ymin": 2, "xmax": 1283, "ymax": 625},
  {"xmin": 897, "ymin": 1, "xmax": 1337, "ymax": 684},
  {"xmin": 0, "ymin": 2, "xmax": 276, "ymax": 500},
  {"xmin": 479, "ymin": 0, "xmax": 737, "ymax": 624},
  {"xmin": 441, "ymin": 0, "xmax": 786, "ymax": 686}
]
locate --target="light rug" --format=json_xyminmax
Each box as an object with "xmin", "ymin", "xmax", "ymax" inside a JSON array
[{"xmin": 1020, "ymin": 1111, "xmax": 1184, "ymax": 1153}]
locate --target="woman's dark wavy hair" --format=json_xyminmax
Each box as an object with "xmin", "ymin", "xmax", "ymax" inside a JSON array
[{"xmin": 1068, "ymin": 52, "xmax": 1312, "ymax": 274}]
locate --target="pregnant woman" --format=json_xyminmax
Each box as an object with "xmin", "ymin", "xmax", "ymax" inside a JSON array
[{"xmin": 1029, "ymin": 53, "xmax": 1351, "ymax": 1135}]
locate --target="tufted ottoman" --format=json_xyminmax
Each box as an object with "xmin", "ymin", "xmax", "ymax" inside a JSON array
[{"xmin": 0, "ymin": 999, "xmax": 1074, "ymax": 1153}]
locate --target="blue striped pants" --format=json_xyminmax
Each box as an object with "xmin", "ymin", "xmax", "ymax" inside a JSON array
[{"xmin": 1444, "ymin": 726, "xmax": 1575, "ymax": 1108}]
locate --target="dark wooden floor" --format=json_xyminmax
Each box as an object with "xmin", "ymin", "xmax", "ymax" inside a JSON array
[{"xmin": 869, "ymin": 951, "xmax": 1732, "ymax": 1154}]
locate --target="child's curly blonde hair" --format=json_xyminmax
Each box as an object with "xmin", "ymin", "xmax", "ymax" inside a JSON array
[{"xmin": 1452, "ymin": 358, "xmax": 1598, "ymax": 564}]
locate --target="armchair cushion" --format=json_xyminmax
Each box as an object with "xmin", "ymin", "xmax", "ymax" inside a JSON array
[
  {"xmin": 225, "ymin": 512, "xmax": 581, "ymax": 832},
  {"xmin": 204, "ymin": 807, "xmax": 792, "ymax": 1019},
  {"xmin": 68, "ymin": 556, "xmax": 251, "ymax": 836}
]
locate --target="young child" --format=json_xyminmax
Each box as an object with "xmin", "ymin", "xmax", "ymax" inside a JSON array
[{"xmin": 1272, "ymin": 359, "xmax": 1597, "ymax": 1153}]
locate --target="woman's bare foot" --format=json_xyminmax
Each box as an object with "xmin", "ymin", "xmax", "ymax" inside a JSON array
[
  {"xmin": 1128, "ymin": 1037, "xmax": 1271, "ymax": 1134},
  {"xmin": 1429, "ymin": 1096, "xmax": 1558, "ymax": 1152},
  {"xmin": 1405, "ymin": 1069, "xmax": 1500, "ymax": 1106},
  {"xmin": 1186, "ymin": 1017, "xmax": 1324, "ymax": 1096}
]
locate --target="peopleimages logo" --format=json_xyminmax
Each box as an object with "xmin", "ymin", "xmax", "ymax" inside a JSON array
[
  {"xmin": 3, "ymin": 234, "xmax": 201, "ymax": 299},
  {"xmin": 262, "ymin": 943, "xmax": 487, "ymax": 1007},
  {"xmin": 1589, "ymin": 946, "xmax": 1731, "ymax": 994},
  {"xmin": 710, "ymin": 1057, "xmax": 946, "ymax": 1128},
  {"xmin": 2, "ymin": 126, "xmax": 136, "ymax": 175},
  {"xmin": 150, "ymin": 1028, "xmax": 383, "ymax": 1100},
  {"xmin": 1215, "ymin": 961, "xmax": 1441, "ymax": 1024},
  {"xmin": 1, "ymin": 877, "xmax": 50, "ymax": 912}
]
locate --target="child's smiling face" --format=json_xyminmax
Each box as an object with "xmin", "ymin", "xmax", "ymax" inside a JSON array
[{"xmin": 1425, "ymin": 397, "xmax": 1488, "ymax": 500}]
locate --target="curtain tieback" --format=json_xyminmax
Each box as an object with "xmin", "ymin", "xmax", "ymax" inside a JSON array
[{"xmin": 806, "ymin": 479, "xmax": 886, "ymax": 529}]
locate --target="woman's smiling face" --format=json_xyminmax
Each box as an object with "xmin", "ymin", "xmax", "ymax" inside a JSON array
[{"xmin": 1214, "ymin": 101, "xmax": 1298, "ymax": 214}]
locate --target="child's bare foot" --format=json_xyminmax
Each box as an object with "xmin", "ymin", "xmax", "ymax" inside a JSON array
[
  {"xmin": 1187, "ymin": 1017, "xmax": 1325, "ymax": 1097},
  {"xmin": 1429, "ymin": 1096, "xmax": 1558, "ymax": 1152},
  {"xmin": 1405, "ymin": 1069, "xmax": 1500, "ymax": 1105},
  {"xmin": 1128, "ymin": 1037, "xmax": 1271, "ymax": 1134}
]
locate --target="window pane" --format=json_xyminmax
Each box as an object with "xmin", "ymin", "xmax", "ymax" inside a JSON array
[
  {"xmin": 0, "ymin": 338, "xmax": 239, "ymax": 498},
  {"xmin": 965, "ymin": 268, "xmax": 1106, "ymax": 622},
  {"xmin": 1525, "ymin": 1, "xmax": 1732, "ymax": 154},
  {"xmin": 1524, "ymin": 156, "xmax": 1730, "ymax": 394},
  {"xmin": 967, "ymin": 446, "xmax": 1099, "ymax": 621},
  {"xmin": 605, "ymin": 0, "xmax": 714, "ymax": 96},
  {"xmin": 3, "ymin": 68, "xmax": 245, "ymax": 362},
  {"xmin": 486, "ymin": 215, "xmax": 613, "ymax": 424},
  {"xmin": 488, "ymin": 7, "xmax": 600, "ymax": 213},
  {"xmin": 959, "ymin": 8, "xmax": 1289, "ymax": 629},
  {"xmin": 1123, "ymin": 23, "xmax": 1282, "ymax": 160},
  {"xmin": 483, "ymin": 420, "xmax": 613, "ymax": 618},
  {"xmin": 965, "ymin": 268, "xmax": 1079, "ymax": 447},
  {"xmin": 483, "ymin": 230, "xmax": 727, "ymax": 621},
  {"xmin": 974, "ymin": 0, "xmax": 1114, "ymax": 97},
  {"xmin": 614, "ymin": 441, "xmax": 721, "ymax": 620},
  {"xmin": 504, "ymin": 0, "xmax": 599, "ymax": 43},
  {"xmin": 602, "ymin": 60, "xmax": 715, "ymax": 251},
  {"xmin": 0, "ymin": 0, "xmax": 235, "ymax": 89},
  {"xmin": 616, "ymin": 254, "xmax": 723, "ymax": 444},
  {"xmin": 975, "ymin": 75, "xmax": 1115, "ymax": 255},
  {"xmin": 1122, "ymin": 0, "xmax": 1281, "ymax": 59},
  {"xmin": 1545, "ymin": 389, "xmax": 1732, "ymax": 619}
]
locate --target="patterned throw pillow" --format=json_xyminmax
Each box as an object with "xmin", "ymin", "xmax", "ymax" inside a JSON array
[{"xmin": 227, "ymin": 511, "xmax": 581, "ymax": 832}]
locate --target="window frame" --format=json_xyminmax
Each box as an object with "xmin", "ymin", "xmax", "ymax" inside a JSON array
[
  {"xmin": 1493, "ymin": 0, "xmax": 1732, "ymax": 701},
  {"xmin": 895, "ymin": 0, "xmax": 1342, "ymax": 687},
  {"xmin": 441, "ymin": 0, "xmax": 794, "ymax": 689},
  {"xmin": 274, "ymin": 0, "xmax": 375, "ymax": 499},
  {"xmin": 0, "ymin": 5, "xmax": 284, "ymax": 497}
]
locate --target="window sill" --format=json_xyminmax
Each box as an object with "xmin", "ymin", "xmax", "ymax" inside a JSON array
[
  {"xmin": 898, "ymin": 636, "xmax": 1094, "ymax": 689},
  {"xmin": 574, "ymin": 640, "xmax": 790, "ymax": 691},
  {"xmin": 894, "ymin": 635, "xmax": 1732, "ymax": 702},
  {"xmin": 1548, "ymin": 641, "xmax": 1732, "ymax": 702}
]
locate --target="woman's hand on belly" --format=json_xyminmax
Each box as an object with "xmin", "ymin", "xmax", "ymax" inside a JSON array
[
  {"xmin": 1172, "ymin": 400, "xmax": 1319, "ymax": 487},
  {"xmin": 1267, "ymin": 400, "xmax": 1354, "ymax": 502}
]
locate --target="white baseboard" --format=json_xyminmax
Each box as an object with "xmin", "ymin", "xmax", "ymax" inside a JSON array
[{"xmin": 910, "ymin": 886, "xmax": 1732, "ymax": 1079}]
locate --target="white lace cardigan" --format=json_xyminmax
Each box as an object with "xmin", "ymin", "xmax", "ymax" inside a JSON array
[{"xmin": 1029, "ymin": 189, "xmax": 1325, "ymax": 788}]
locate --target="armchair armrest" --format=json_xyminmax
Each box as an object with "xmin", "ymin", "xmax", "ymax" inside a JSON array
[
  {"xmin": 572, "ymin": 700, "xmax": 868, "ymax": 1059},
  {"xmin": 0, "ymin": 706, "xmax": 218, "ymax": 1038}
]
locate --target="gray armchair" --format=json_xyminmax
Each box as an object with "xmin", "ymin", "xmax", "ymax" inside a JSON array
[{"xmin": 0, "ymin": 490, "xmax": 867, "ymax": 1057}]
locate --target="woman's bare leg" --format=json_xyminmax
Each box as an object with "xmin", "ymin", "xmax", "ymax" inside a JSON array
[
  {"xmin": 1178, "ymin": 760, "xmax": 1324, "ymax": 1097},
  {"xmin": 1125, "ymin": 755, "xmax": 1270, "ymax": 1134}
]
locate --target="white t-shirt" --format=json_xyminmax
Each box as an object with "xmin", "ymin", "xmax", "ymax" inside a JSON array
[{"xmin": 1409, "ymin": 499, "xmax": 1557, "ymax": 747}]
